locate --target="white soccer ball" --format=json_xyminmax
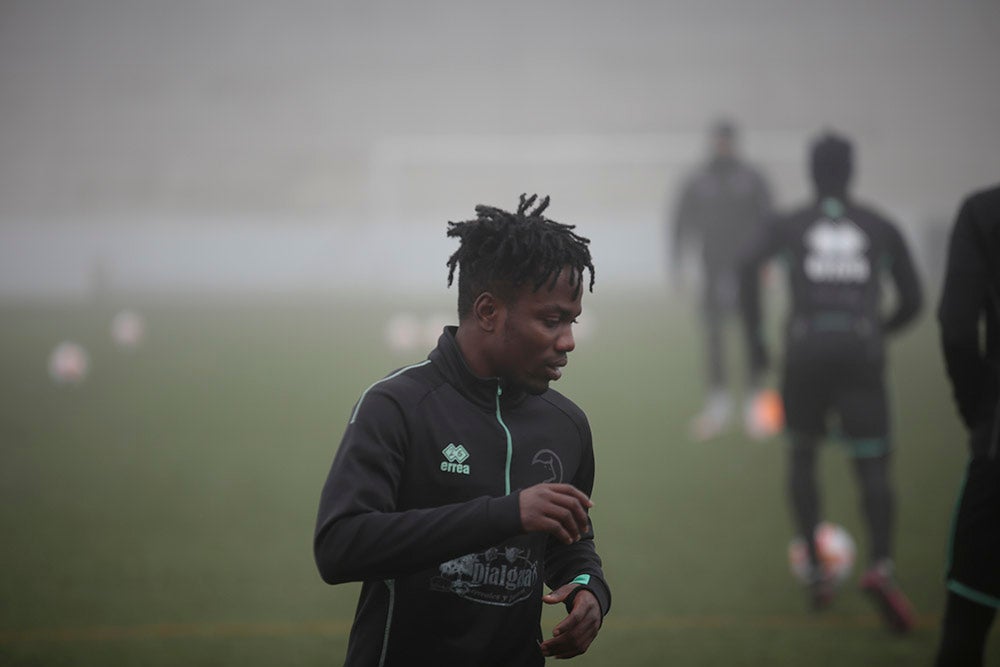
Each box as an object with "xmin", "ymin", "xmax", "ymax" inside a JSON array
[
  {"xmin": 788, "ymin": 521, "xmax": 856, "ymax": 586},
  {"xmin": 110, "ymin": 310, "xmax": 145, "ymax": 348},
  {"xmin": 384, "ymin": 313, "xmax": 422, "ymax": 354},
  {"xmin": 48, "ymin": 341, "xmax": 89, "ymax": 384}
]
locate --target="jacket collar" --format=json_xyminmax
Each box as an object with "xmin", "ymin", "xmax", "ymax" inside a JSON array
[{"xmin": 429, "ymin": 326, "xmax": 527, "ymax": 410}]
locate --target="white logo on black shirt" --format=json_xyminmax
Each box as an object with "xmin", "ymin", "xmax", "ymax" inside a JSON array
[
  {"xmin": 431, "ymin": 547, "xmax": 538, "ymax": 606},
  {"xmin": 804, "ymin": 218, "xmax": 870, "ymax": 283}
]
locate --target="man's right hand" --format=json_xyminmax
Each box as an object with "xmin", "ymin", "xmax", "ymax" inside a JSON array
[{"xmin": 518, "ymin": 483, "xmax": 593, "ymax": 545}]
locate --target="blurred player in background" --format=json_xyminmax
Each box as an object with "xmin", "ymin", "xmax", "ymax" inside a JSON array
[
  {"xmin": 671, "ymin": 119, "xmax": 774, "ymax": 440},
  {"xmin": 739, "ymin": 132, "xmax": 923, "ymax": 630},
  {"xmin": 314, "ymin": 195, "xmax": 610, "ymax": 666},
  {"xmin": 935, "ymin": 184, "xmax": 1000, "ymax": 667}
]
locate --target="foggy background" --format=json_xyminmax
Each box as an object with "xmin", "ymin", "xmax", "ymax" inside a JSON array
[
  {"xmin": 1, "ymin": 0, "xmax": 998, "ymax": 299},
  {"xmin": 2, "ymin": 4, "xmax": 998, "ymax": 663}
]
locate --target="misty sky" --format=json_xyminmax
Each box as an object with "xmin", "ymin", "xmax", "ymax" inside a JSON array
[{"xmin": 0, "ymin": 1, "xmax": 997, "ymax": 294}]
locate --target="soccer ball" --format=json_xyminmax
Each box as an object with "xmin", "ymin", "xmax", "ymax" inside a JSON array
[
  {"xmin": 384, "ymin": 313, "xmax": 422, "ymax": 353},
  {"xmin": 110, "ymin": 310, "xmax": 145, "ymax": 349},
  {"xmin": 48, "ymin": 341, "xmax": 89, "ymax": 384},
  {"xmin": 788, "ymin": 521, "xmax": 856, "ymax": 585},
  {"xmin": 745, "ymin": 388, "xmax": 784, "ymax": 439}
]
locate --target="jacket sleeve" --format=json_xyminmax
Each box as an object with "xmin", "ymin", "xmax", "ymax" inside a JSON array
[
  {"xmin": 881, "ymin": 224, "xmax": 924, "ymax": 335},
  {"xmin": 738, "ymin": 216, "xmax": 784, "ymax": 380},
  {"xmin": 671, "ymin": 178, "xmax": 698, "ymax": 269},
  {"xmin": 752, "ymin": 168, "xmax": 774, "ymax": 225},
  {"xmin": 314, "ymin": 388, "xmax": 523, "ymax": 584},
  {"xmin": 543, "ymin": 415, "xmax": 612, "ymax": 617},
  {"xmin": 937, "ymin": 196, "xmax": 996, "ymax": 429}
]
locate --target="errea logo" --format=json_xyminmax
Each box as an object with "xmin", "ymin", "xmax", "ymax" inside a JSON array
[
  {"xmin": 441, "ymin": 443, "xmax": 471, "ymax": 475},
  {"xmin": 804, "ymin": 218, "xmax": 871, "ymax": 283}
]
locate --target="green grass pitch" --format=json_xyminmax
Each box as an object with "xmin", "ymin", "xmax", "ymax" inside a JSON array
[{"xmin": 0, "ymin": 289, "xmax": 995, "ymax": 665}]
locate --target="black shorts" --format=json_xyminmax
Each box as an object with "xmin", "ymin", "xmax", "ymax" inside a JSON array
[
  {"xmin": 782, "ymin": 356, "xmax": 889, "ymax": 450},
  {"xmin": 946, "ymin": 457, "xmax": 1000, "ymax": 608}
]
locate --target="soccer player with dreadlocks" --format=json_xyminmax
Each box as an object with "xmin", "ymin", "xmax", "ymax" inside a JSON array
[{"xmin": 315, "ymin": 195, "xmax": 610, "ymax": 665}]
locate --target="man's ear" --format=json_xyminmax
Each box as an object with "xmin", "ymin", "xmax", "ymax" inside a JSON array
[{"xmin": 472, "ymin": 292, "xmax": 501, "ymax": 332}]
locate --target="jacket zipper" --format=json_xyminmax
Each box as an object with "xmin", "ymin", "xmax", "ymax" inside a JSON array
[{"xmin": 495, "ymin": 385, "xmax": 513, "ymax": 495}]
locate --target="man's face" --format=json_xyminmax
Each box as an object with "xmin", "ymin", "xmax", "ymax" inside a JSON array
[
  {"xmin": 494, "ymin": 267, "xmax": 583, "ymax": 396},
  {"xmin": 712, "ymin": 133, "xmax": 734, "ymax": 159}
]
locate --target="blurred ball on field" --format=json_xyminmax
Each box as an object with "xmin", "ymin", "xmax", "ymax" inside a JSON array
[{"xmin": 49, "ymin": 341, "xmax": 89, "ymax": 384}]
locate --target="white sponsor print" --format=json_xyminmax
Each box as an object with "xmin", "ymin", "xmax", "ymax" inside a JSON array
[
  {"xmin": 804, "ymin": 218, "xmax": 871, "ymax": 283},
  {"xmin": 432, "ymin": 547, "xmax": 539, "ymax": 606}
]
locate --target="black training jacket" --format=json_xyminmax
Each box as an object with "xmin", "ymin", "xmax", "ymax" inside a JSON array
[
  {"xmin": 314, "ymin": 327, "xmax": 611, "ymax": 666},
  {"xmin": 739, "ymin": 197, "xmax": 923, "ymax": 374},
  {"xmin": 938, "ymin": 184, "xmax": 1000, "ymax": 459}
]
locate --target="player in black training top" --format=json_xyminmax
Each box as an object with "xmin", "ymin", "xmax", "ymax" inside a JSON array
[
  {"xmin": 315, "ymin": 195, "xmax": 610, "ymax": 666},
  {"xmin": 738, "ymin": 132, "xmax": 922, "ymax": 632},
  {"xmin": 935, "ymin": 184, "xmax": 1000, "ymax": 667}
]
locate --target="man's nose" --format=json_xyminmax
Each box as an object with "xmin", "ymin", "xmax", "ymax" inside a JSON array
[{"xmin": 556, "ymin": 325, "xmax": 575, "ymax": 353}]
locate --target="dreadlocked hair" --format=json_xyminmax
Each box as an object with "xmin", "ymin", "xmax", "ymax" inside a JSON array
[{"xmin": 446, "ymin": 194, "xmax": 595, "ymax": 320}]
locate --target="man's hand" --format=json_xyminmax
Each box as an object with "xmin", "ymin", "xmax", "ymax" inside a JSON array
[
  {"xmin": 518, "ymin": 483, "xmax": 593, "ymax": 545},
  {"xmin": 540, "ymin": 585, "xmax": 602, "ymax": 659}
]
